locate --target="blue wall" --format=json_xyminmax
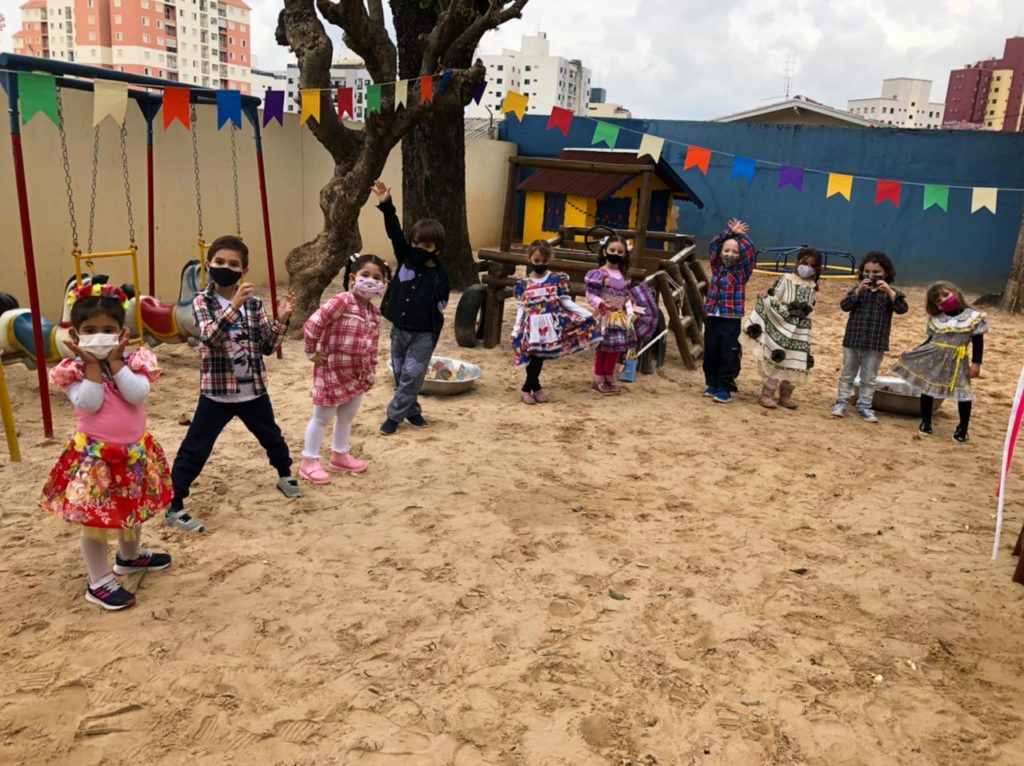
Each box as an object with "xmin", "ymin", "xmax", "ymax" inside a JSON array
[{"xmin": 500, "ymin": 116, "xmax": 1024, "ymax": 291}]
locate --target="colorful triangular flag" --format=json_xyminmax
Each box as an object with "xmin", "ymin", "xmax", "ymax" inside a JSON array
[
  {"xmin": 591, "ymin": 121, "xmax": 620, "ymax": 148},
  {"xmin": 637, "ymin": 134, "xmax": 665, "ymax": 163},
  {"xmin": 300, "ymin": 90, "xmax": 321, "ymax": 125},
  {"xmin": 162, "ymin": 87, "xmax": 191, "ymax": 131},
  {"xmin": 438, "ymin": 71, "xmax": 455, "ymax": 93},
  {"xmin": 731, "ymin": 156, "xmax": 755, "ymax": 183},
  {"xmin": 779, "ymin": 166, "xmax": 805, "ymax": 191},
  {"xmin": 366, "ymin": 84, "xmax": 381, "ymax": 116},
  {"xmin": 471, "ymin": 80, "xmax": 487, "ymax": 105},
  {"xmin": 547, "ymin": 107, "xmax": 573, "ymax": 136},
  {"xmin": 875, "ymin": 180, "xmax": 902, "ymax": 207},
  {"xmin": 971, "ymin": 187, "xmax": 998, "ymax": 215},
  {"xmin": 420, "ymin": 75, "xmax": 434, "ymax": 104},
  {"xmin": 923, "ymin": 184, "xmax": 949, "ymax": 212},
  {"xmin": 395, "ymin": 81, "xmax": 408, "ymax": 110},
  {"xmin": 263, "ymin": 89, "xmax": 284, "ymax": 127},
  {"xmin": 18, "ymin": 72, "xmax": 59, "ymax": 126},
  {"xmin": 216, "ymin": 89, "xmax": 242, "ymax": 129},
  {"xmin": 826, "ymin": 173, "xmax": 853, "ymax": 201},
  {"xmin": 93, "ymin": 80, "xmax": 129, "ymax": 127},
  {"xmin": 683, "ymin": 146, "xmax": 711, "ymax": 175},
  {"xmin": 501, "ymin": 91, "xmax": 528, "ymax": 121},
  {"xmin": 336, "ymin": 87, "xmax": 353, "ymax": 119}
]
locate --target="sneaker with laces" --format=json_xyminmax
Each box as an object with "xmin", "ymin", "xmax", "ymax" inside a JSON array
[
  {"xmin": 858, "ymin": 409, "xmax": 879, "ymax": 424},
  {"xmin": 703, "ymin": 386, "xmax": 719, "ymax": 398},
  {"xmin": 713, "ymin": 389, "xmax": 732, "ymax": 404},
  {"xmin": 831, "ymin": 404, "xmax": 846, "ymax": 418},
  {"xmin": 406, "ymin": 414, "xmax": 429, "ymax": 428},
  {"xmin": 379, "ymin": 418, "xmax": 400, "ymax": 436},
  {"xmin": 165, "ymin": 508, "xmax": 204, "ymax": 533},
  {"xmin": 113, "ymin": 550, "xmax": 172, "ymax": 575},
  {"xmin": 85, "ymin": 579, "xmax": 136, "ymax": 611},
  {"xmin": 952, "ymin": 426, "xmax": 969, "ymax": 444},
  {"xmin": 918, "ymin": 422, "xmax": 933, "ymax": 437}
]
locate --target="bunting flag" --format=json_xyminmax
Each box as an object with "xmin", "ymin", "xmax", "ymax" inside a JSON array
[
  {"xmin": 875, "ymin": 180, "xmax": 902, "ymax": 207},
  {"xmin": 994, "ymin": 364, "xmax": 1024, "ymax": 559},
  {"xmin": 779, "ymin": 166, "xmax": 805, "ymax": 191},
  {"xmin": 501, "ymin": 91, "xmax": 528, "ymax": 121},
  {"xmin": 420, "ymin": 75, "xmax": 434, "ymax": 104},
  {"xmin": 216, "ymin": 89, "xmax": 242, "ymax": 129},
  {"xmin": 93, "ymin": 80, "xmax": 128, "ymax": 127},
  {"xmin": 300, "ymin": 90, "xmax": 321, "ymax": 125},
  {"xmin": 683, "ymin": 146, "xmax": 711, "ymax": 174},
  {"xmin": 162, "ymin": 87, "xmax": 191, "ymax": 130},
  {"xmin": 924, "ymin": 184, "xmax": 949, "ymax": 212},
  {"xmin": 471, "ymin": 80, "xmax": 487, "ymax": 105},
  {"xmin": 438, "ymin": 71, "xmax": 455, "ymax": 93},
  {"xmin": 263, "ymin": 89, "xmax": 285, "ymax": 127},
  {"xmin": 591, "ymin": 120, "xmax": 620, "ymax": 149},
  {"xmin": 547, "ymin": 106, "xmax": 573, "ymax": 136},
  {"xmin": 336, "ymin": 87, "xmax": 353, "ymax": 119},
  {"xmin": 731, "ymin": 156, "xmax": 755, "ymax": 183},
  {"xmin": 637, "ymin": 134, "xmax": 665, "ymax": 163},
  {"xmin": 826, "ymin": 173, "xmax": 853, "ymax": 201},
  {"xmin": 18, "ymin": 72, "xmax": 59, "ymax": 126},
  {"xmin": 395, "ymin": 81, "xmax": 408, "ymax": 110},
  {"xmin": 972, "ymin": 187, "xmax": 998, "ymax": 215},
  {"xmin": 366, "ymin": 84, "xmax": 382, "ymax": 116}
]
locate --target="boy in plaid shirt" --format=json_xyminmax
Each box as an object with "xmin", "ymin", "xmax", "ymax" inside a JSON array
[
  {"xmin": 702, "ymin": 218, "xmax": 756, "ymax": 404},
  {"xmin": 832, "ymin": 251, "xmax": 908, "ymax": 422},
  {"xmin": 166, "ymin": 236, "xmax": 301, "ymax": 532}
]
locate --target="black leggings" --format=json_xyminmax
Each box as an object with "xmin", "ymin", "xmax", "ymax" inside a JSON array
[
  {"xmin": 523, "ymin": 357, "xmax": 545, "ymax": 392},
  {"xmin": 921, "ymin": 395, "xmax": 972, "ymax": 431}
]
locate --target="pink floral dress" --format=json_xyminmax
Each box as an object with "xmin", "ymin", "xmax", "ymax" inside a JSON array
[{"xmin": 41, "ymin": 348, "xmax": 173, "ymax": 535}]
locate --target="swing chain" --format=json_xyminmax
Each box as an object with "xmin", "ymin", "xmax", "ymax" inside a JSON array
[
  {"xmin": 87, "ymin": 126, "xmax": 99, "ymax": 254},
  {"xmin": 230, "ymin": 124, "xmax": 241, "ymax": 236},
  {"xmin": 191, "ymin": 102, "xmax": 203, "ymax": 240},
  {"xmin": 55, "ymin": 89, "xmax": 79, "ymax": 251},
  {"xmin": 119, "ymin": 122, "xmax": 136, "ymax": 246}
]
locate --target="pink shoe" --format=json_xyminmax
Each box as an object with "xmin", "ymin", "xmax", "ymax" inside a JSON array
[
  {"xmin": 327, "ymin": 451, "xmax": 367, "ymax": 474},
  {"xmin": 299, "ymin": 458, "xmax": 331, "ymax": 485},
  {"xmin": 533, "ymin": 389, "xmax": 550, "ymax": 403},
  {"xmin": 521, "ymin": 391, "xmax": 537, "ymax": 405}
]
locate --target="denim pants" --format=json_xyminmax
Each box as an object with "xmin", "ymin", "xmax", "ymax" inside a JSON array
[
  {"xmin": 836, "ymin": 347, "xmax": 885, "ymax": 411},
  {"xmin": 388, "ymin": 327, "xmax": 436, "ymax": 421},
  {"xmin": 703, "ymin": 316, "xmax": 742, "ymax": 391}
]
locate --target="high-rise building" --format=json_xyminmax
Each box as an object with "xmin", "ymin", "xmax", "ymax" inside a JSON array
[
  {"xmin": 944, "ymin": 37, "xmax": 1024, "ymax": 131},
  {"xmin": 13, "ymin": 0, "xmax": 252, "ymax": 93},
  {"xmin": 847, "ymin": 78, "xmax": 944, "ymax": 129},
  {"xmin": 467, "ymin": 33, "xmax": 591, "ymax": 120}
]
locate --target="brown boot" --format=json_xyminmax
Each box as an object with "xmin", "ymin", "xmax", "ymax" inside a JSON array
[
  {"xmin": 604, "ymin": 375, "xmax": 621, "ymax": 395},
  {"xmin": 759, "ymin": 380, "xmax": 778, "ymax": 409},
  {"xmin": 778, "ymin": 381, "xmax": 798, "ymax": 409},
  {"xmin": 593, "ymin": 376, "xmax": 611, "ymax": 396}
]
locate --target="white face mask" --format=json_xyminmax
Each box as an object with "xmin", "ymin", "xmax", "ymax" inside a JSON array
[
  {"xmin": 77, "ymin": 333, "xmax": 121, "ymax": 360},
  {"xmin": 796, "ymin": 264, "xmax": 816, "ymax": 279},
  {"xmin": 352, "ymin": 276, "xmax": 386, "ymax": 298}
]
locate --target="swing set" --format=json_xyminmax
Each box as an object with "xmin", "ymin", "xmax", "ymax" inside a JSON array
[{"xmin": 0, "ymin": 54, "xmax": 279, "ymax": 445}]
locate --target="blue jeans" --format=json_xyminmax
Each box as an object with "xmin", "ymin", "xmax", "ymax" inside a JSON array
[
  {"xmin": 387, "ymin": 327, "xmax": 436, "ymax": 421},
  {"xmin": 836, "ymin": 347, "xmax": 884, "ymax": 411}
]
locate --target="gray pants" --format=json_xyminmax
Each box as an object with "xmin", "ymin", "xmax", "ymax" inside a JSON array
[
  {"xmin": 835, "ymin": 347, "xmax": 884, "ymax": 411},
  {"xmin": 388, "ymin": 327, "xmax": 436, "ymax": 421}
]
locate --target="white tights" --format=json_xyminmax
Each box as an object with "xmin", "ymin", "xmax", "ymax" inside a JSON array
[
  {"xmin": 302, "ymin": 396, "xmax": 363, "ymax": 460},
  {"xmin": 80, "ymin": 527, "xmax": 141, "ymax": 586}
]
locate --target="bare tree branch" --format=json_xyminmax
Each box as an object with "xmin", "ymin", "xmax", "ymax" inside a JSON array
[
  {"xmin": 315, "ymin": 0, "xmax": 398, "ymax": 83},
  {"xmin": 443, "ymin": 0, "xmax": 528, "ymax": 67}
]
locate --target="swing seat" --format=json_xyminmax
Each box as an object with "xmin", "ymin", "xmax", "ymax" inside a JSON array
[{"xmin": 139, "ymin": 296, "xmax": 178, "ymax": 339}]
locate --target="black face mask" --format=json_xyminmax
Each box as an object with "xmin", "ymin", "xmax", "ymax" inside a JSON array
[
  {"xmin": 605, "ymin": 254, "xmax": 624, "ymax": 266},
  {"xmin": 410, "ymin": 247, "xmax": 436, "ymax": 267},
  {"xmin": 530, "ymin": 262, "xmax": 548, "ymax": 274},
  {"xmin": 209, "ymin": 266, "xmax": 243, "ymax": 287}
]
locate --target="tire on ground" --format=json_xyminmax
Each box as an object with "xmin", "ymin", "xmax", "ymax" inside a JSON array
[{"xmin": 454, "ymin": 284, "xmax": 488, "ymax": 348}]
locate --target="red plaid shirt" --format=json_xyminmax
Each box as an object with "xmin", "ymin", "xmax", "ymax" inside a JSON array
[
  {"xmin": 193, "ymin": 284, "xmax": 288, "ymax": 398},
  {"xmin": 703, "ymin": 228, "xmax": 757, "ymax": 318},
  {"xmin": 304, "ymin": 291, "xmax": 381, "ymax": 407}
]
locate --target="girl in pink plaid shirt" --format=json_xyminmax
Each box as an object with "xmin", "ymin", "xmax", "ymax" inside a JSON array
[{"xmin": 300, "ymin": 254, "xmax": 391, "ymax": 483}]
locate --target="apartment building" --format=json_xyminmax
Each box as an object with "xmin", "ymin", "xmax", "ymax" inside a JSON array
[
  {"xmin": 944, "ymin": 36, "xmax": 1024, "ymax": 131},
  {"xmin": 847, "ymin": 78, "xmax": 944, "ymax": 129},
  {"xmin": 13, "ymin": 0, "xmax": 252, "ymax": 93}
]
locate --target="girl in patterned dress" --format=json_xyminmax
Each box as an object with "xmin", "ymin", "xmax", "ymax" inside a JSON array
[
  {"xmin": 511, "ymin": 240, "xmax": 601, "ymax": 404},
  {"xmin": 41, "ymin": 285, "xmax": 174, "ymax": 611},
  {"xmin": 742, "ymin": 248, "xmax": 823, "ymax": 409},
  {"xmin": 585, "ymin": 235, "xmax": 638, "ymax": 396},
  {"xmin": 300, "ymin": 254, "xmax": 390, "ymax": 483},
  {"xmin": 892, "ymin": 282, "xmax": 987, "ymax": 443}
]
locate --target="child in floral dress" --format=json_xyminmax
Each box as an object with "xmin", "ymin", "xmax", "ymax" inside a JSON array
[
  {"xmin": 41, "ymin": 285, "xmax": 173, "ymax": 611},
  {"xmin": 511, "ymin": 240, "xmax": 601, "ymax": 403},
  {"xmin": 585, "ymin": 235, "xmax": 638, "ymax": 395},
  {"xmin": 300, "ymin": 254, "xmax": 390, "ymax": 482}
]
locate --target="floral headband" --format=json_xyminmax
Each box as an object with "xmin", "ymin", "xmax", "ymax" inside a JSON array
[{"xmin": 67, "ymin": 283, "xmax": 130, "ymax": 309}]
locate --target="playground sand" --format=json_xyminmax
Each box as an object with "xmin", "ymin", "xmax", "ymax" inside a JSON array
[{"xmin": 1, "ymin": 273, "xmax": 1024, "ymax": 765}]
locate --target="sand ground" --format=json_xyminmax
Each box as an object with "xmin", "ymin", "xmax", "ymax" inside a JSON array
[{"xmin": 1, "ymin": 273, "xmax": 1024, "ymax": 766}]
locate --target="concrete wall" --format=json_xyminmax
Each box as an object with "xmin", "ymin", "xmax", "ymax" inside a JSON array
[
  {"xmin": 501, "ymin": 115, "xmax": 1024, "ymax": 291},
  {"xmin": 0, "ymin": 85, "xmax": 515, "ymax": 316}
]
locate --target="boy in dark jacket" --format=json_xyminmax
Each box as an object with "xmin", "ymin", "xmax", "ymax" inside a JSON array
[{"xmin": 372, "ymin": 180, "xmax": 451, "ymax": 436}]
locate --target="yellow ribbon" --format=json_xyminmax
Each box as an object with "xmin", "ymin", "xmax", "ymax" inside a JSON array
[{"xmin": 933, "ymin": 342, "xmax": 970, "ymax": 391}]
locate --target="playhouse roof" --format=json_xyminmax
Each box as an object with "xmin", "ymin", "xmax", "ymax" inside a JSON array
[{"xmin": 517, "ymin": 149, "xmax": 704, "ymax": 208}]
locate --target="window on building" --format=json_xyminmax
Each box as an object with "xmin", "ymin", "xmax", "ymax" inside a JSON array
[
  {"xmin": 242, "ymin": 39, "xmax": 246, "ymax": 47},
  {"xmin": 114, "ymin": 0, "xmax": 121, "ymax": 5},
  {"xmin": 524, "ymin": 78, "xmax": 530, "ymax": 84},
  {"xmin": 142, "ymin": 0, "xmax": 149, "ymax": 6},
  {"xmin": 143, "ymin": 16, "xmax": 150, "ymax": 26},
  {"xmin": 89, "ymin": 32, "xmax": 97, "ymax": 41},
  {"xmin": 115, "ymin": 31, "xmax": 123, "ymax": 40},
  {"xmin": 157, "ymin": 20, "xmax": 163, "ymax": 28},
  {"xmin": 496, "ymin": 78, "xmax": 502, "ymax": 84},
  {"xmin": 241, "ymin": 54, "xmax": 246, "ymax": 63},
  {"xmin": 145, "ymin": 67, "xmax": 151, "ymax": 75},
  {"xmin": 525, "ymin": 65, "xmax": 531, "ymax": 71},
  {"xmin": 89, "ymin": 14, "xmax": 97, "ymax": 23}
]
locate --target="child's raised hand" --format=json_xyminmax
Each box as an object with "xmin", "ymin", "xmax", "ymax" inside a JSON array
[
  {"xmin": 727, "ymin": 218, "xmax": 749, "ymax": 235},
  {"xmin": 372, "ymin": 180, "xmax": 391, "ymax": 203},
  {"xmin": 277, "ymin": 291, "xmax": 297, "ymax": 321},
  {"xmin": 63, "ymin": 338, "xmax": 100, "ymax": 365},
  {"xmin": 112, "ymin": 327, "xmax": 131, "ymax": 360}
]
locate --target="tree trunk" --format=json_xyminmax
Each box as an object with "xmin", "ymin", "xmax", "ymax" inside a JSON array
[
  {"xmin": 402, "ymin": 107, "xmax": 478, "ymax": 290},
  {"xmin": 1000, "ymin": 206, "xmax": 1024, "ymax": 313}
]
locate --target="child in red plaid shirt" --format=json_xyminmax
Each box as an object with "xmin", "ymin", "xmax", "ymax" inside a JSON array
[{"xmin": 300, "ymin": 254, "xmax": 390, "ymax": 483}]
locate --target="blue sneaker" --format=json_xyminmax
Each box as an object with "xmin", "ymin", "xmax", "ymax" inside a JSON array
[
  {"xmin": 703, "ymin": 386, "xmax": 719, "ymax": 398},
  {"xmin": 379, "ymin": 418, "xmax": 400, "ymax": 436},
  {"xmin": 713, "ymin": 390, "xmax": 732, "ymax": 404}
]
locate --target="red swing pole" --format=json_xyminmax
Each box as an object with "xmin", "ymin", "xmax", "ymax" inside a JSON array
[
  {"xmin": 4, "ymin": 72, "xmax": 54, "ymax": 439},
  {"xmin": 251, "ymin": 112, "xmax": 282, "ymax": 357}
]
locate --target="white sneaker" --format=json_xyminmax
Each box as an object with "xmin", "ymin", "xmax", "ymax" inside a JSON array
[
  {"xmin": 858, "ymin": 409, "xmax": 879, "ymax": 423},
  {"xmin": 831, "ymin": 404, "xmax": 846, "ymax": 418}
]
